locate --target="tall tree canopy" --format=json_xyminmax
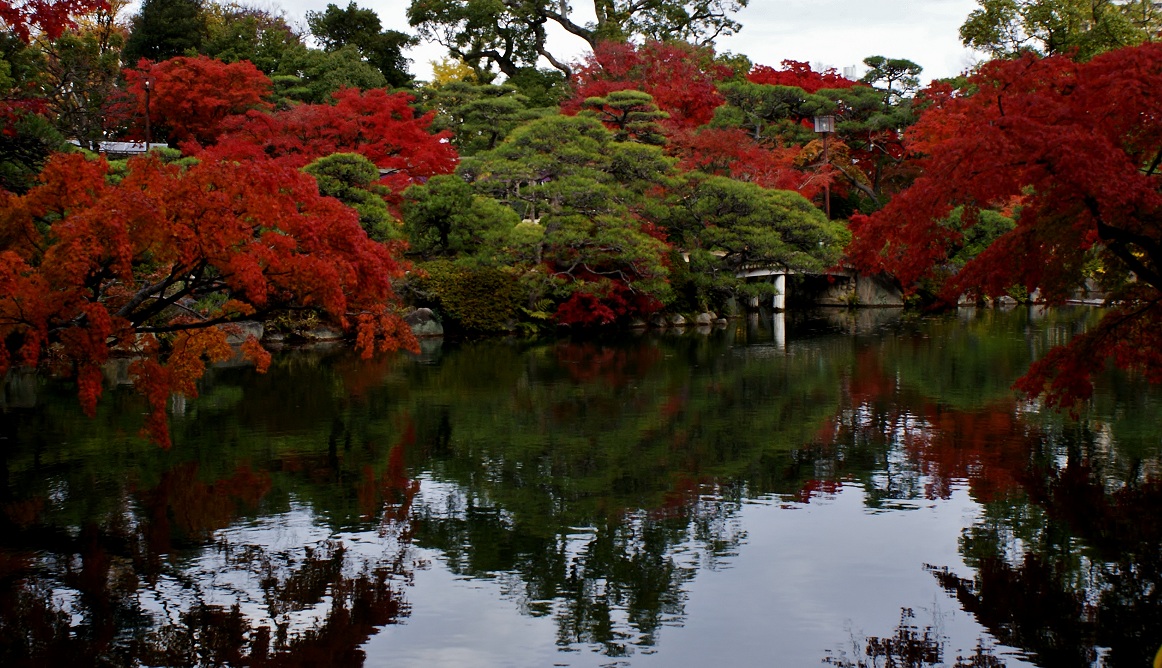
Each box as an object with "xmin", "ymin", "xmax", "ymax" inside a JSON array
[
  {"xmin": 306, "ymin": 1, "xmax": 415, "ymax": 87},
  {"xmin": 35, "ymin": 1, "xmax": 128, "ymax": 151},
  {"xmin": 201, "ymin": 1, "xmax": 302, "ymax": 75},
  {"xmin": 407, "ymin": 0, "xmax": 748, "ymax": 78},
  {"xmin": 846, "ymin": 43, "xmax": 1162, "ymax": 408},
  {"xmin": 121, "ymin": 0, "xmax": 207, "ymax": 64},
  {"xmin": 416, "ymin": 80, "xmax": 540, "ymax": 155},
  {"xmin": 959, "ymin": 0, "xmax": 1162, "ymax": 60},
  {"xmin": 0, "ymin": 153, "xmax": 416, "ymax": 446}
]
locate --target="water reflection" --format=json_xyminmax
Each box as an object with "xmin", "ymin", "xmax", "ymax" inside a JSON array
[{"xmin": 1, "ymin": 307, "xmax": 1159, "ymax": 666}]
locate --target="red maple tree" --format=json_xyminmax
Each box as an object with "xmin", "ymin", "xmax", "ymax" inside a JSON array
[
  {"xmin": 747, "ymin": 59, "xmax": 859, "ymax": 93},
  {"xmin": 0, "ymin": 152, "xmax": 417, "ymax": 446},
  {"xmin": 668, "ymin": 126, "xmax": 821, "ymax": 196},
  {"xmin": 564, "ymin": 40, "xmax": 730, "ymax": 130},
  {"xmin": 846, "ymin": 43, "xmax": 1162, "ymax": 408},
  {"xmin": 203, "ymin": 88, "xmax": 458, "ymax": 195},
  {"xmin": 123, "ymin": 56, "xmax": 274, "ymax": 145}
]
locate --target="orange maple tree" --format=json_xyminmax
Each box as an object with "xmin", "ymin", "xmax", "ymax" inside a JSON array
[
  {"xmin": 846, "ymin": 43, "xmax": 1162, "ymax": 407},
  {"xmin": 0, "ymin": 152, "xmax": 417, "ymax": 446}
]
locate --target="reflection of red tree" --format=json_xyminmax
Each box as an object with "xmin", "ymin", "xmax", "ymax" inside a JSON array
[
  {"xmin": 904, "ymin": 408, "xmax": 1028, "ymax": 503},
  {"xmin": 795, "ymin": 479, "xmax": 843, "ymax": 504},
  {"xmin": 335, "ymin": 353, "xmax": 399, "ymax": 400},
  {"xmin": 554, "ymin": 341, "xmax": 662, "ymax": 389},
  {"xmin": 140, "ymin": 462, "xmax": 272, "ymax": 555},
  {"xmin": 813, "ymin": 348, "xmax": 1033, "ymax": 503},
  {"xmin": 355, "ymin": 417, "xmax": 420, "ymax": 532},
  {"xmin": 651, "ymin": 473, "xmax": 702, "ymax": 521},
  {"xmin": 1, "ymin": 496, "xmax": 44, "ymax": 529},
  {"xmin": 813, "ymin": 348, "xmax": 898, "ymax": 444}
]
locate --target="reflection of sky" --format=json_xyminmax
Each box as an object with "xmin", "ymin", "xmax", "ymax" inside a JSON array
[
  {"xmin": 23, "ymin": 454, "xmax": 1079, "ymax": 667},
  {"xmin": 136, "ymin": 501, "xmax": 341, "ymax": 631},
  {"xmin": 363, "ymin": 480, "xmax": 1037, "ymax": 667},
  {"xmin": 106, "ymin": 475, "xmax": 1039, "ymax": 666}
]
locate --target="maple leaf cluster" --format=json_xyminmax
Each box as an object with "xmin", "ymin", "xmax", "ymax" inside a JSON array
[
  {"xmin": 747, "ymin": 59, "xmax": 860, "ymax": 93},
  {"xmin": 0, "ymin": 17, "xmax": 461, "ymax": 446},
  {"xmin": 668, "ymin": 126, "xmax": 818, "ymax": 195},
  {"xmin": 0, "ymin": 0, "xmax": 106, "ymax": 42},
  {"xmin": 846, "ymin": 42, "xmax": 1162, "ymax": 408}
]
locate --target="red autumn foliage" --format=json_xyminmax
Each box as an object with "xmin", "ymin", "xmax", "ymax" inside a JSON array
[
  {"xmin": 552, "ymin": 340, "xmax": 662, "ymax": 389},
  {"xmin": 0, "ymin": 0, "xmax": 105, "ymax": 42},
  {"xmin": 813, "ymin": 350, "xmax": 1032, "ymax": 505},
  {"xmin": 565, "ymin": 40, "xmax": 730, "ymax": 130},
  {"xmin": 668, "ymin": 126, "xmax": 822, "ymax": 197},
  {"xmin": 747, "ymin": 59, "xmax": 860, "ymax": 93},
  {"xmin": 0, "ymin": 152, "xmax": 417, "ymax": 447},
  {"xmin": 123, "ymin": 56, "xmax": 273, "ymax": 145},
  {"xmin": 554, "ymin": 280, "xmax": 662, "ymax": 327},
  {"xmin": 203, "ymin": 88, "xmax": 457, "ymax": 193},
  {"xmin": 355, "ymin": 420, "xmax": 425, "ymax": 525},
  {"xmin": 141, "ymin": 462, "xmax": 272, "ymax": 545},
  {"xmin": 846, "ymin": 43, "xmax": 1162, "ymax": 408}
]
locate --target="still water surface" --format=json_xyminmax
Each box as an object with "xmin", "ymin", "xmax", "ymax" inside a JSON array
[{"xmin": 2, "ymin": 307, "xmax": 1160, "ymax": 667}]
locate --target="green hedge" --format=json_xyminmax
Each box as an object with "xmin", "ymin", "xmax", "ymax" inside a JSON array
[{"xmin": 411, "ymin": 260, "xmax": 524, "ymax": 333}]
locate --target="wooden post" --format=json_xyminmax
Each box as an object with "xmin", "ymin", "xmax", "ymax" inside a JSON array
[{"xmin": 144, "ymin": 79, "xmax": 152, "ymax": 149}]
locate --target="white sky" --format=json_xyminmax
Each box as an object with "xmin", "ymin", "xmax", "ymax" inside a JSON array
[{"xmin": 259, "ymin": 0, "xmax": 986, "ymax": 83}]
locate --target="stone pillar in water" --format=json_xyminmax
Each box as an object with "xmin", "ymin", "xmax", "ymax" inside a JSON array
[{"xmin": 773, "ymin": 274, "xmax": 787, "ymax": 311}]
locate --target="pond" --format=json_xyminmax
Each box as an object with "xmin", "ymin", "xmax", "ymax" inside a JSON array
[{"xmin": 1, "ymin": 306, "xmax": 1160, "ymax": 667}]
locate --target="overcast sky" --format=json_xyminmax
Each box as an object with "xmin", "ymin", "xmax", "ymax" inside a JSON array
[{"xmin": 268, "ymin": 0, "xmax": 986, "ymax": 83}]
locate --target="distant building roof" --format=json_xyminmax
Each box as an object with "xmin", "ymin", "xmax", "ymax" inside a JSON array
[
  {"xmin": 68, "ymin": 140, "xmax": 170, "ymax": 156},
  {"xmin": 98, "ymin": 141, "xmax": 169, "ymax": 156}
]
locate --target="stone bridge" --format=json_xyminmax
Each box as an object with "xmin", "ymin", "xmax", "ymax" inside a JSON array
[{"xmin": 734, "ymin": 262, "xmax": 902, "ymax": 310}]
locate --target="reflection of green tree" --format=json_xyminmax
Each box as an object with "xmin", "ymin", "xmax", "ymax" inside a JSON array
[
  {"xmin": 2, "ymin": 325, "xmax": 855, "ymax": 658},
  {"xmin": 383, "ymin": 330, "xmax": 851, "ymax": 653},
  {"xmin": 869, "ymin": 307, "xmax": 1101, "ymax": 411}
]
